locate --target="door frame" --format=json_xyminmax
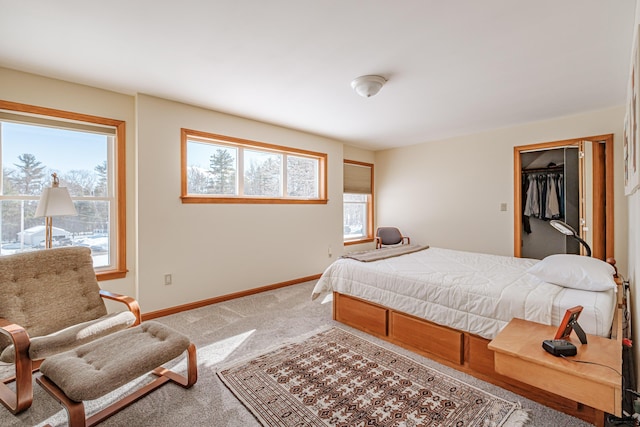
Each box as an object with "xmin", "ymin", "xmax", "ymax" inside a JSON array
[{"xmin": 513, "ymin": 134, "xmax": 614, "ymax": 260}]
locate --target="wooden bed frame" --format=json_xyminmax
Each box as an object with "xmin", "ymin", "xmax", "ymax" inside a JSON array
[{"xmin": 332, "ymin": 274, "xmax": 624, "ymax": 426}]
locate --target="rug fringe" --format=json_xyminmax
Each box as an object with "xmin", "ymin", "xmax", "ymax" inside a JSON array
[{"xmin": 502, "ymin": 406, "xmax": 531, "ymax": 427}]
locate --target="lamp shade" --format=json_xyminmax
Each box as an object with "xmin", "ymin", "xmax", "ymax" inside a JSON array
[
  {"xmin": 549, "ymin": 219, "xmax": 577, "ymax": 236},
  {"xmin": 549, "ymin": 219, "xmax": 591, "ymax": 257},
  {"xmin": 34, "ymin": 186, "xmax": 77, "ymax": 218}
]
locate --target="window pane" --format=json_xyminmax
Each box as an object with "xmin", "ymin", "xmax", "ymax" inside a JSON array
[
  {"xmin": 344, "ymin": 193, "xmax": 368, "ymax": 239},
  {"xmin": 0, "ymin": 121, "xmax": 114, "ymax": 268},
  {"xmin": 2, "ymin": 123, "xmax": 108, "ymax": 196},
  {"xmin": 70, "ymin": 200, "xmax": 111, "ymax": 267},
  {"xmin": 244, "ymin": 149, "xmax": 282, "ymax": 197},
  {"xmin": 287, "ymin": 155, "xmax": 318, "ymax": 198},
  {"xmin": 187, "ymin": 140, "xmax": 237, "ymax": 195},
  {"xmin": 0, "ymin": 199, "xmax": 39, "ymax": 246},
  {"xmin": 0, "ymin": 198, "xmax": 110, "ymax": 267}
]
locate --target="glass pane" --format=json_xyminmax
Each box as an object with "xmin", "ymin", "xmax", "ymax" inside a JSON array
[
  {"xmin": 0, "ymin": 199, "xmax": 39, "ymax": 249},
  {"xmin": 244, "ymin": 149, "xmax": 282, "ymax": 197},
  {"xmin": 344, "ymin": 193, "xmax": 368, "ymax": 239},
  {"xmin": 187, "ymin": 140, "xmax": 238, "ymax": 195},
  {"xmin": 287, "ymin": 155, "xmax": 319, "ymax": 198},
  {"xmin": 72, "ymin": 200, "xmax": 111, "ymax": 267},
  {"xmin": 0, "ymin": 121, "xmax": 113, "ymax": 268},
  {"xmin": 0, "ymin": 199, "xmax": 110, "ymax": 267},
  {"xmin": 1, "ymin": 122, "xmax": 108, "ymax": 197}
]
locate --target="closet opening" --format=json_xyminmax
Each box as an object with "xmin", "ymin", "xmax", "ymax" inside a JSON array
[{"xmin": 513, "ymin": 134, "xmax": 613, "ymax": 261}]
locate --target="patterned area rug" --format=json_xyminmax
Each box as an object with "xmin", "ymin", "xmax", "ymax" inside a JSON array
[{"xmin": 218, "ymin": 328, "xmax": 529, "ymax": 426}]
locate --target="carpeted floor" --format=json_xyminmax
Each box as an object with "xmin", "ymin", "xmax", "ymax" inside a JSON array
[{"xmin": 0, "ymin": 280, "xmax": 594, "ymax": 426}]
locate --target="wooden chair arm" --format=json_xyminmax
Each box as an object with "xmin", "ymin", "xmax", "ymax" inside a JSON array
[
  {"xmin": 0, "ymin": 317, "xmax": 30, "ymax": 357},
  {"xmin": 99, "ymin": 290, "xmax": 142, "ymax": 326},
  {"xmin": 375, "ymin": 237, "xmax": 382, "ymax": 249},
  {"xmin": 0, "ymin": 317, "xmax": 33, "ymax": 413}
]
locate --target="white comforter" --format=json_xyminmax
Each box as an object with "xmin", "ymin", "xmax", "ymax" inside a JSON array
[{"xmin": 313, "ymin": 247, "xmax": 570, "ymax": 340}]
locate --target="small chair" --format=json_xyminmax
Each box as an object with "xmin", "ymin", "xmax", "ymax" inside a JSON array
[
  {"xmin": 375, "ymin": 227, "xmax": 410, "ymax": 249},
  {"xmin": 0, "ymin": 246, "xmax": 141, "ymax": 414}
]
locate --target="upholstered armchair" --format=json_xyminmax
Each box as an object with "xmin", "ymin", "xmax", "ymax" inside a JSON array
[
  {"xmin": 0, "ymin": 246, "xmax": 140, "ymax": 414},
  {"xmin": 375, "ymin": 227, "xmax": 410, "ymax": 249}
]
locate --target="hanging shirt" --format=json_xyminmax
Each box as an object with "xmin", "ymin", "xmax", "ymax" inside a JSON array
[{"xmin": 546, "ymin": 174, "xmax": 560, "ymax": 218}]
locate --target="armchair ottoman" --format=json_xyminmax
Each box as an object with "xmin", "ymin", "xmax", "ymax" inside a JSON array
[{"xmin": 0, "ymin": 246, "xmax": 141, "ymax": 413}]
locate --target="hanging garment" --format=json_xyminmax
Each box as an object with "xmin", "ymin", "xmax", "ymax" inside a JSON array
[
  {"xmin": 522, "ymin": 170, "xmax": 564, "ymax": 224},
  {"xmin": 546, "ymin": 174, "xmax": 560, "ymax": 219},
  {"xmin": 523, "ymin": 175, "xmax": 538, "ymax": 217},
  {"xmin": 522, "ymin": 175, "xmax": 532, "ymax": 234}
]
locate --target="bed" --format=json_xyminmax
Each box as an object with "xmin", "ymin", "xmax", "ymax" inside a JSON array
[{"xmin": 312, "ymin": 245, "xmax": 622, "ymax": 425}]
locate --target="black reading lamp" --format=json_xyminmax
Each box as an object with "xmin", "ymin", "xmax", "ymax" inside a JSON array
[{"xmin": 549, "ymin": 219, "xmax": 591, "ymax": 257}]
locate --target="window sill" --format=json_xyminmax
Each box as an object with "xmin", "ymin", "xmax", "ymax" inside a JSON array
[
  {"xmin": 96, "ymin": 269, "xmax": 128, "ymax": 281},
  {"xmin": 344, "ymin": 238, "xmax": 374, "ymax": 246},
  {"xmin": 181, "ymin": 196, "xmax": 328, "ymax": 205}
]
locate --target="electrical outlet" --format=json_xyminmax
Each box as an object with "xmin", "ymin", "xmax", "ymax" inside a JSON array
[
  {"xmin": 164, "ymin": 274, "xmax": 172, "ymax": 286},
  {"xmin": 500, "ymin": 203, "xmax": 508, "ymax": 212}
]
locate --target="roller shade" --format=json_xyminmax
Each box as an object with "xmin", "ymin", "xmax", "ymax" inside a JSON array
[
  {"xmin": 344, "ymin": 163, "xmax": 372, "ymax": 194},
  {"xmin": 0, "ymin": 111, "xmax": 116, "ymax": 135}
]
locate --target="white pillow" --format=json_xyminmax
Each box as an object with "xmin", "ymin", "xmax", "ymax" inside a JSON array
[{"xmin": 526, "ymin": 254, "xmax": 616, "ymax": 291}]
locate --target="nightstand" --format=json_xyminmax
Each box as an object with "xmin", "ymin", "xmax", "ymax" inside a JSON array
[{"xmin": 488, "ymin": 318, "xmax": 622, "ymax": 418}]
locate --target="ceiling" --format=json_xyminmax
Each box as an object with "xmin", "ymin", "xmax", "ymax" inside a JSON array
[{"xmin": 0, "ymin": 1, "xmax": 636, "ymax": 150}]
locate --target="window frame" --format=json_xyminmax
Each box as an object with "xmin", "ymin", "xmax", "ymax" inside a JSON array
[
  {"xmin": 343, "ymin": 159, "xmax": 374, "ymax": 245},
  {"xmin": 181, "ymin": 128, "xmax": 328, "ymax": 204},
  {"xmin": 0, "ymin": 100, "xmax": 127, "ymax": 281}
]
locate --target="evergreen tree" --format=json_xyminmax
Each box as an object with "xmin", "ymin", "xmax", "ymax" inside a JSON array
[
  {"xmin": 287, "ymin": 156, "xmax": 317, "ymax": 197},
  {"xmin": 9, "ymin": 153, "xmax": 46, "ymax": 195},
  {"xmin": 208, "ymin": 149, "xmax": 236, "ymax": 195}
]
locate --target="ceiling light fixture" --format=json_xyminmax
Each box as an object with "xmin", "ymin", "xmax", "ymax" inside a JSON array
[{"xmin": 351, "ymin": 75, "xmax": 387, "ymax": 98}]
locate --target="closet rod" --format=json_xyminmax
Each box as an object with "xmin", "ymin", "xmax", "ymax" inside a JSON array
[{"xmin": 522, "ymin": 165, "xmax": 564, "ymax": 174}]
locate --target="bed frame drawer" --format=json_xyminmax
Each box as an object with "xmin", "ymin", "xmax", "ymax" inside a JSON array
[
  {"xmin": 333, "ymin": 293, "xmax": 388, "ymax": 336},
  {"xmin": 389, "ymin": 311, "xmax": 463, "ymax": 365},
  {"xmin": 467, "ymin": 334, "xmax": 495, "ymax": 375}
]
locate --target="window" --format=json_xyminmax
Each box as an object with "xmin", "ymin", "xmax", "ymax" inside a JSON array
[
  {"xmin": 0, "ymin": 100, "xmax": 126, "ymax": 280},
  {"xmin": 181, "ymin": 129, "xmax": 327, "ymax": 204},
  {"xmin": 343, "ymin": 160, "xmax": 373, "ymax": 244}
]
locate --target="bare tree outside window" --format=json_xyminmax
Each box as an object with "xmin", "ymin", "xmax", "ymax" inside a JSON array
[
  {"xmin": 244, "ymin": 150, "xmax": 282, "ymax": 197},
  {"xmin": 287, "ymin": 155, "xmax": 318, "ymax": 198}
]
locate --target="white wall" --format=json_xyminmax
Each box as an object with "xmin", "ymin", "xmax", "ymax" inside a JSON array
[
  {"xmin": 0, "ymin": 69, "xmax": 350, "ymax": 313},
  {"xmin": 628, "ymin": 0, "xmax": 640, "ymax": 390},
  {"xmin": 375, "ymin": 106, "xmax": 628, "ymax": 274},
  {"xmin": 0, "ymin": 67, "xmax": 138, "ymax": 300},
  {"xmin": 136, "ymin": 95, "xmax": 345, "ymax": 311}
]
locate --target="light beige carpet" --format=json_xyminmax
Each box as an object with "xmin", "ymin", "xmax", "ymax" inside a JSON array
[{"xmin": 0, "ymin": 281, "xmax": 593, "ymax": 426}]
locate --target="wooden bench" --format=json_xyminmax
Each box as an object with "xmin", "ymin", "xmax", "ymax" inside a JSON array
[{"xmin": 36, "ymin": 321, "xmax": 197, "ymax": 427}]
